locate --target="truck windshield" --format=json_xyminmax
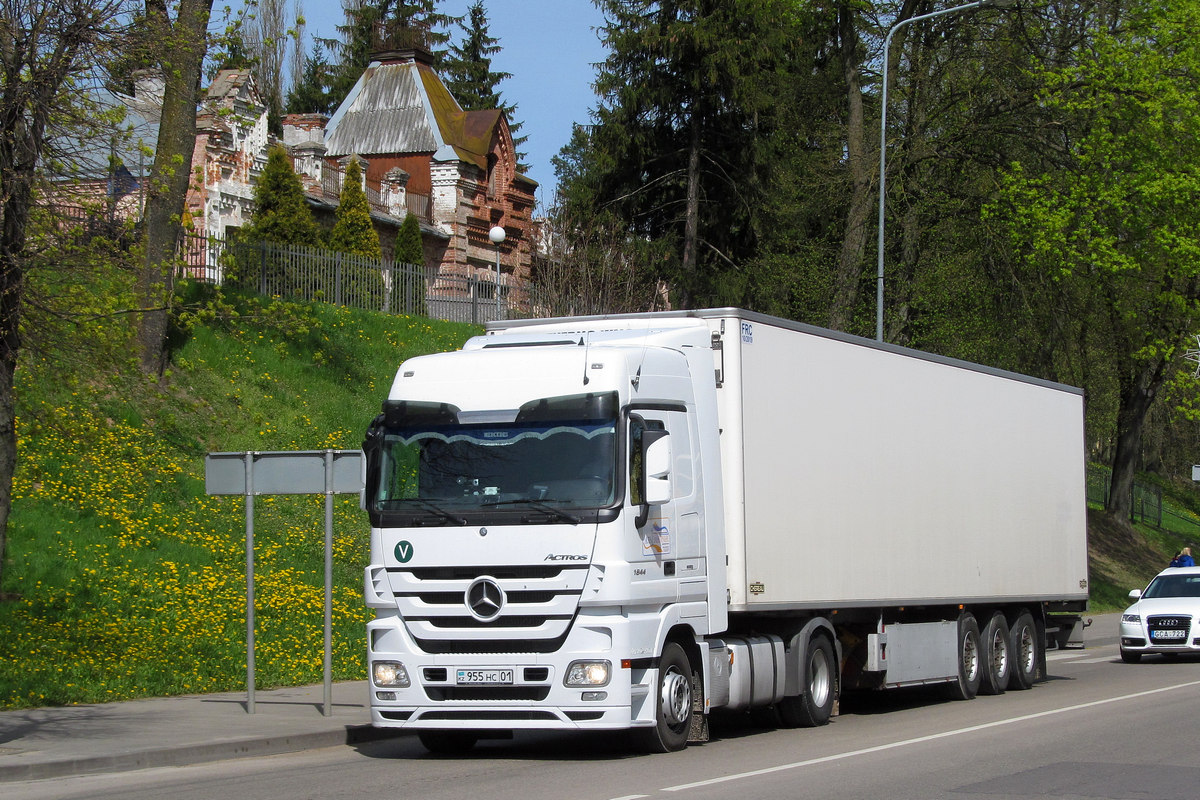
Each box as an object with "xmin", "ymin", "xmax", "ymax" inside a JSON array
[{"xmin": 367, "ymin": 392, "xmax": 619, "ymax": 519}]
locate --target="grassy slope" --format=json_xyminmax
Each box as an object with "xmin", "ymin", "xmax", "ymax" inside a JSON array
[
  {"xmin": 0, "ymin": 297, "xmax": 478, "ymax": 709},
  {"xmin": 0, "ymin": 292, "xmax": 1189, "ymax": 708}
]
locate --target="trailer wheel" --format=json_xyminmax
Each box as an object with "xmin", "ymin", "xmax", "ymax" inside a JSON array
[
  {"xmin": 945, "ymin": 613, "xmax": 982, "ymax": 701},
  {"xmin": 636, "ymin": 642, "xmax": 693, "ymax": 753},
  {"xmin": 418, "ymin": 731, "xmax": 479, "ymax": 754},
  {"xmin": 979, "ymin": 611, "xmax": 1011, "ymax": 695},
  {"xmin": 1009, "ymin": 611, "xmax": 1040, "ymax": 689},
  {"xmin": 778, "ymin": 634, "xmax": 837, "ymax": 728}
]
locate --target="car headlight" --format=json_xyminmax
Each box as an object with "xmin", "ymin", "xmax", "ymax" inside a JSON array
[
  {"xmin": 372, "ymin": 660, "xmax": 411, "ymax": 687},
  {"xmin": 1121, "ymin": 613, "xmax": 1140, "ymax": 623},
  {"xmin": 565, "ymin": 660, "xmax": 611, "ymax": 686}
]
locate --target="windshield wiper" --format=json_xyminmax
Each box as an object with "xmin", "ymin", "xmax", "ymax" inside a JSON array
[
  {"xmin": 399, "ymin": 499, "xmax": 467, "ymax": 526},
  {"xmin": 484, "ymin": 498, "xmax": 581, "ymax": 525}
]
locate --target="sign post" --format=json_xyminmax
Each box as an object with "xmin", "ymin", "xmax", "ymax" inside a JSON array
[{"xmin": 205, "ymin": 450, "xmax": 364, "ymax": 715}]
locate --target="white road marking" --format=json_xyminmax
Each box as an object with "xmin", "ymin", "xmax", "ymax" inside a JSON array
[{"xmin": 659, "ymin": 679, "xmax": 1200, "ymax": 793}]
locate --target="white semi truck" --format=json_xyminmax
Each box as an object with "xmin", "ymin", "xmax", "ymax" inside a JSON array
[{"xmin": 361, "ymin": 309, "xmax": 1088, "ymax": 753}]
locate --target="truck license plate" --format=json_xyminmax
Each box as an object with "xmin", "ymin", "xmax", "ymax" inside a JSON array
[
  {"xmin": 456, "ymin": 668, "xmax": 514, "ymax": 685},
  {"xmin": 1152, "ymin": 629, "xmax": 1187, "ymax": 640}
]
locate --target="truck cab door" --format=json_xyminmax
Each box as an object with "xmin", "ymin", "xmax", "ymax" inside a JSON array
[{"xmin": 629, "ymin": 408, "xmax": 699, "ymax": 586}]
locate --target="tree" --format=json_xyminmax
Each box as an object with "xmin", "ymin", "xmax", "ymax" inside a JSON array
[
  {"xmin": 229, "ymin": 144, "xmax": 321, "ymax": 292},
  {"xmin": 329, "ymin": 158, "xmax": 380, "ymax": 257},
  {"xmin": 137, "ymin": 0, "xmax": 217, "ymax": 376},
  {"xmin": 324, "ymin": 0, "xmax": 456, "ymax": 110},
  {"xmin": 286, "ymin": 41, "xmax": 336, "ymax": 114},
  {"xmin": 443, "ymin": 1, "xmax": 528, "ymax": 169},
  {"xmin": 989, "ymin": 0, "xmax": 1200, "ymax": 529},
  {"xmin": 561, "ymin": 0, "xmax": 800, "ymax": 307},
  {"xmin": 392, "ymin": 212, "xmax": 426, "ymax": 315},
  {"xmin": 246, "ymin": 0, "xmax": 288, "ymax": 134},
  {"xmin": 244, "ymin": 145, "xmax": 321, "ymax": 245},
  {"xmin": 0, "ymin": 0, "xmax": 126, "ymax": 592},
  {"xmin": 329, "ymin": 158, "xmax": 384, "ymax": 307}
]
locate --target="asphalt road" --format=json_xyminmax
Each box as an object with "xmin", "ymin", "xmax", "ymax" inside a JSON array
[{"xmin": 10, "ymin": 614, "xmax": 1200, "ymax": 800}]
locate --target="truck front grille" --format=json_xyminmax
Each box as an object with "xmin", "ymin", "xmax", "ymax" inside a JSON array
[{"xmin": 386, "ymin": 564, "xmax": 589, "ymax": 654}]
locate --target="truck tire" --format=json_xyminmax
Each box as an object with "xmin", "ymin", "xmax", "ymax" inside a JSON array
[
  {"xmin": 1009, "ymin": 611, "xmax": 1040, "ymax": 689},
  {"xmin": 636, "ymin": 642, "xmax": 693, "ymax": 753},
  {"xmin": 778, "ymin": 635, "xmax": 837, "ymax": 728},
  {"xmin": 979, "ymin": 611, "xmax": 1011, "ymax": 695},
  {"xmin": 418, "ymin": 731, "xmax": 479, "ymax": 754},
  {"xmin": 944, "ymin": 613, "xmax": 982, "ymax": 701}
]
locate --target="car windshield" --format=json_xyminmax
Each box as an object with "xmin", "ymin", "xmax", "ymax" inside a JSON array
[
  {"xmin": 369, "ymin": 392, "xmax": 618, "ymax": 512},
  {"xmin": 1142, "ymin": 573, "xmax": 1200, "ymax": 599}
]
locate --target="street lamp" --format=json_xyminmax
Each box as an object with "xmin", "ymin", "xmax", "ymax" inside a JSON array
[
  {"xmin": 875, "ymin": 0, "xmax": 1014, "ymax": 342},
  {"xmin": 488, "ymin": 225, "xmax": 506, "ymax": 320}
]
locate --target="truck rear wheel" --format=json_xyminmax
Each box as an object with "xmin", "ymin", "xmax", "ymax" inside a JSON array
[
  {"xmin": 778, "ymin": 634, "xmax": 837, "ymax": 728},
  {"xmin": 979, "ymin": 611, "xmax": 1011, "ymax": 695},
  {"xmin": 1009, "ymin": 611, "xmax": 1040, "ymax": 689},
  {"xmin": 945, "ymin": 613, "xmax": 982, "ymax": 701},
  {"xmin": 636, "ymin": 642, "xmax": 693, "ymax": 753}
]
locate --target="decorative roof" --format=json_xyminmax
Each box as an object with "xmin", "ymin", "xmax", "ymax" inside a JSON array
[{"xmin": 324, "ymin": 55, "xmax": 498, "ymax": 171}]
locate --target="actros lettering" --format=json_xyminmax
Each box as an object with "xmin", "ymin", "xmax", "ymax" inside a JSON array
[{"xmin": 544, "ymin": 554, "xmax": 588, "ymax": 561}]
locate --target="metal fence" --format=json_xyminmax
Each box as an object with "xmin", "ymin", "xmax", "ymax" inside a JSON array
[
  {"xmin": 183, "ymin": 234, "xmax": 534, "ymax": 325},
  {"xmin": 1087, "ymin": 465, "xmax": 1163, "ymax": 526}
]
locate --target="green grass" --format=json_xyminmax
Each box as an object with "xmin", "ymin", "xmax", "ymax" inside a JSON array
[{"xmin": 0, "ymin": 291, "xmax": 479, "ymax": 709}]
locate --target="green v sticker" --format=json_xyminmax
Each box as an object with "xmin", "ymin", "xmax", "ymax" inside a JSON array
[{"xmin": 394, "ymin": 540, "xmax": 414, "ymax": 563}]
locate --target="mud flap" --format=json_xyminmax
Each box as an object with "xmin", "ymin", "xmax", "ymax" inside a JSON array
[{"xmin": 687, "ymin": 671, "xmax": 709, "ymax": 743}]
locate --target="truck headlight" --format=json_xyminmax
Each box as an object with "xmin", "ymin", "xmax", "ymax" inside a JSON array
[
  {"xmin": 1121, "ymin": 613, "xmax": 1140, "ymax": 624},
  {"xmin": 373, "ymin": 660, "xmax": 411, "ymax": 687},
  {"xmin": 565, "ymin": 660, "xmax": 611, "ymax": 686}
]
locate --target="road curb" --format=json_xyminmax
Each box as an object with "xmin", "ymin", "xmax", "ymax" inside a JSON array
[{"xmin": 0, "ymin": 724, "xmax": 407, "ymax": 783}]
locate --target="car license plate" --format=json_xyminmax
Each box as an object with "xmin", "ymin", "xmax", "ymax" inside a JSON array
[
  {"xmin": 1152, "ymin": 629, "xmax": 1187, "ymax": 640},
  {"xmin": 456, "ymin": 668, "xmax": 514, "ymax": 685}
]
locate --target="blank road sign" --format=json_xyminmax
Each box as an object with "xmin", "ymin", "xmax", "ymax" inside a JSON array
[{"xmin": 205, "ymin": 451, "xmax": 364, "ymax": 496}]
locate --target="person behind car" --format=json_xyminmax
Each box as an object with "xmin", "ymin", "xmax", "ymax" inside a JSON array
[{"xmin": 1169, "ymin": 546, "xmax": 1195, "ymax": 568}]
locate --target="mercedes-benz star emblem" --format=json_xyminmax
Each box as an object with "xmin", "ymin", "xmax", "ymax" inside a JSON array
[{"xmin": 466, "ymin": 577, "xmax": 504, "ymax": 621}]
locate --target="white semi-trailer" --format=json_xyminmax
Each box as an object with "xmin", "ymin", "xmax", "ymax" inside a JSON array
[{"xmin": 361, "ymin": 309, "xmax": 1088, "ymax": 753}]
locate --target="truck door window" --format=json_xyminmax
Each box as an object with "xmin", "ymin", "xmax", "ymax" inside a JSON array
[{"xmin": 628, "ymin": 415, "xmax": 665, "ymax": 507}]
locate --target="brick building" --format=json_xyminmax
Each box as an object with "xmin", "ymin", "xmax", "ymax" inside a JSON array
[{"xmin": 286, "ymin": 39, "xmax": 537, "ymax": 305}]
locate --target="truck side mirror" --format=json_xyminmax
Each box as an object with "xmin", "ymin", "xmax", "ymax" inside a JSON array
[{"xmin": 643, "ymin": 430, "xmax": 672, "ymax": 506}]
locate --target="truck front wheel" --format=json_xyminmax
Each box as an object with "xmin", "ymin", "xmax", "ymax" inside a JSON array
[
  {"xmin": 778, "ymin": 634, "xmax": 837, "ymax": 728},
  {"xmin": 637, "ymin": 642, "xmax": 693, "ymax": 753}
]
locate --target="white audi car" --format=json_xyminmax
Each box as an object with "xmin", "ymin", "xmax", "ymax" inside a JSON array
[{"xmin": 1120, "ymin": 566, "xmax": 1200, "ymax": 663}]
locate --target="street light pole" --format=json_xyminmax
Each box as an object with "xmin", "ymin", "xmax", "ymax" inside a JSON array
[
  {"xmin": 875, "ymin": 0, "xmax": 1008, "ymax": 343},
  {"xmin": 488, "ymin": 225, "xmax": 506, "ymax": 321}
]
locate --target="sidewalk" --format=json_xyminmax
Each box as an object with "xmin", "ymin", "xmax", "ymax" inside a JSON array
[{"xmin": 0, "ymin": 681, "xmax": 401, "ymax": 783}]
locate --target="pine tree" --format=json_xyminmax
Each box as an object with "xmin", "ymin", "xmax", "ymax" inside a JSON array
[
  {"xmin": 286, "ymin": 41, "xmax": 335, "ymax": 115},
  {"xmin": 324, "ymin": 0, "xmax": 457, "ymax": 112},
  {"xmin": 561, "ymin": 0, "xmax": 797, "ymax": 307},
  {"xmin": 329, "ymin": 158, "xmax": 385, "ymax": 308},
  {"xmin": 329, "ymin": 158, "xmax": 381, "ymax": 257},
  {"xmin": 443, "ymin": 1, "xmax": 527, "ymax": 169},
  {"xmin": 393, "ymin": 212, "xmax": 427, "ymax": 315},
  {"xmin": 243, "ymin": 145, "xmax": 320, "ymax": 246},
  {"xmin": 230, "ymin": 145, "xmax": 320, "ymax": 292}
]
